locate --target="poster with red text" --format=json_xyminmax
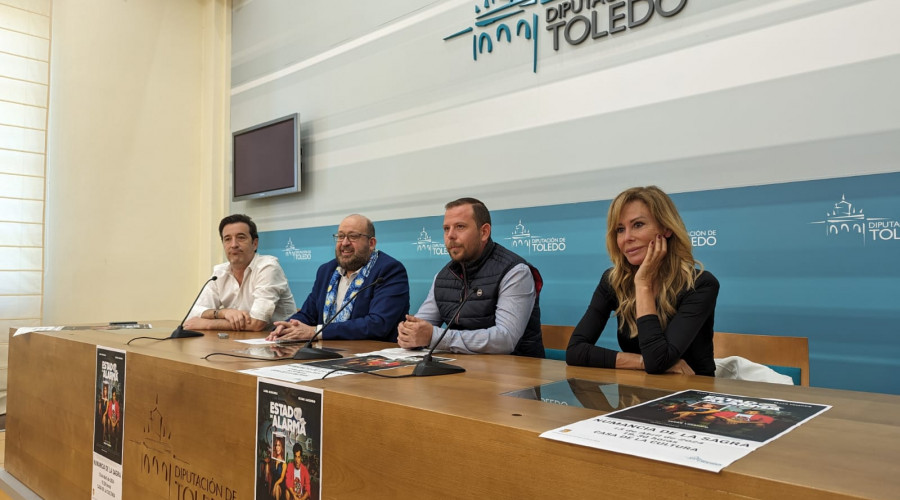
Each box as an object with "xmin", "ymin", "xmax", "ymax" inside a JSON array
[
  {"xmin": 255, "ymin": 379, "xmax": 323, "ymax": 500},
  {"xmin": 91, "ymin": 346, "xmax": 126, "ymax": 499},
  {"xmin": 541, "ymin": 390, "xmax": 829, "ymax": 472}
]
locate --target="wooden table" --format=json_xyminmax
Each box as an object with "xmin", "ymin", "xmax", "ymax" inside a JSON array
[{"xmin": 5, "ymin": 322, "xmax": 899, "ymax": 499}]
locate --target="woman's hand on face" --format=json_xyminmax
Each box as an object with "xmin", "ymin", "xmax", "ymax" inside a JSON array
[{"xmin": 634, "ymin": 234, "xmax": 668, "ymax": 293}]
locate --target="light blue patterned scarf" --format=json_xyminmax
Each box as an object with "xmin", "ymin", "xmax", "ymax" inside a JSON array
[{"xmin": 322, "ymin": 250, "xmax": 379, "ymax": 324}]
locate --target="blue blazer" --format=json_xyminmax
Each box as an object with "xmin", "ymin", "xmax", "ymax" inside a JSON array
[{"xmin": 288, "ymin": 251, "xmax": 409, "ymax": 342}]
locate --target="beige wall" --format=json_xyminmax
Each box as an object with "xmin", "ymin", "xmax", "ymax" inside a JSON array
[{"xmin": 43, "ymin": 0, "xmax": 230, "ymax": 325}]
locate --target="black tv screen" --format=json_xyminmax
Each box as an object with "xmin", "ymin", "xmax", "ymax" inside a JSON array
[{"xmin": 232, "ymin": 114, "xmax": 300, "ymax": 201}]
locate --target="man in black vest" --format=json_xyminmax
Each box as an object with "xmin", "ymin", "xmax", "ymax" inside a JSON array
[{"xmin": 397, "ymin": 198, "xmax": 544, "ymax": 357}]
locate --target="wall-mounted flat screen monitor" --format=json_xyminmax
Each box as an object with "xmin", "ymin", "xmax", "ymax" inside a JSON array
[{"xmin": 232, "ymin": 114, "xmax": 300, "ymax": 201}]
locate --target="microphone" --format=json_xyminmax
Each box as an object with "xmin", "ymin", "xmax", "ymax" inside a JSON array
[
  {"xmin": 412, "ymin": 288, "xmax": 470, "ymax": 377},
  {"xmin": 291, "ymin": 277, "xmax": 384, "ymax": 360},
  {"xmin": 170, "ymin": 275, "xmax": 218, "ymax": 339}
]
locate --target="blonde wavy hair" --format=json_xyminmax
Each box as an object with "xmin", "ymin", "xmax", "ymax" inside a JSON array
[{"xmin": 606, "ymin": 186, "xmax": 702, "ymax": 337}]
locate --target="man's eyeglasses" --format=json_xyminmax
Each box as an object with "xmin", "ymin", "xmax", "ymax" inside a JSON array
[{"xmin": 333, "ymin": 232, "xmax": 371, "ymax": 243}]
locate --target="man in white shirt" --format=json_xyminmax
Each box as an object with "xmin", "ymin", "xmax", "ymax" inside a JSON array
[{"xmin": 184, "ymin": 214, "xmax": 296, "ymax": 331}]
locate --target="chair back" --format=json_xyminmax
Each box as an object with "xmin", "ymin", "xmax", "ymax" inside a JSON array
[
  {"xmin": 713, "ymin": 332, "xmax": 810, "ymax": 386},
  {"xmin": 542, "ymin": 324, "xmax": 575, "ymax": 361}
]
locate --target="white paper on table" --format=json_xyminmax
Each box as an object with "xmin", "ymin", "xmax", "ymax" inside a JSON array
[
  {"xmin": 235, "ymin": 338, "xmax": 279, "ymax": 345},
  {"xmin": 13, "ymin": 326, "xmax": 63, "ymax": 336},
  {"xmin": 540, "ymin": 389, "xmax": 830, "ymax": 473},
  {"xmin": 239, "ymin": 363, "xmax": 355, "ymax": 383},
  {"xmin": 354, "ymin": 347, "xmax": 455, "ymax": 362}
]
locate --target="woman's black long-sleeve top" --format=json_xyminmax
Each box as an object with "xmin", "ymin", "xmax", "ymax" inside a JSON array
[{"xmin": 565, "ymin": 268, "xmax": 719, "ymax": 376}]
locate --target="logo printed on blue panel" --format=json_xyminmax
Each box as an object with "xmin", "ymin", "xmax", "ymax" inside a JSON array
[
  {"xmin": 413, "ymin": 228, "xmax": 449, "ymax": 257},
  {"xmin": 505, "ymin": 219, "xmax": 567, "ymax": 254},
  {"xmin": 283, "ymin": 238, "xmax": 313, "ymax": 261},
  {"xmin": 688, "ymin": 228, "xmax": 717, "ymax": 247},
  {"xmin": 810, "ymin": 194, "xmax": 899, "ymax": 244}
]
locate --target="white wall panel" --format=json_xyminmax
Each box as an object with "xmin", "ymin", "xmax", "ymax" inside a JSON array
[
  {"xmin": 232, "ymin": 0, "xmax": 448, "ymax": 87},
  {"xmin": 230, "ymin": 0, "xmax": 900, "ymax": 230},
  {"xmin": 42, "ymin": 0, "xmax": 230, "ymax": 325}
]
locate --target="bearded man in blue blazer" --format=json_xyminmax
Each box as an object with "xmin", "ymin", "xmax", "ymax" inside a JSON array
[{"xmin": 267, "ymin": 214, "xmax": 410, "ymax": 342}]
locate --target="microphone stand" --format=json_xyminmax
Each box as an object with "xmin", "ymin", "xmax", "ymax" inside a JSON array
[
  {"xmin": 412, "ymin": 289, "xmax": 470, "ymax": 377},
  {"xmin": 292, "ymin": 277, "xmax": 384, "ymax": 360},
  {"xmin": 127, "ymin": 276, "xmax": 218, "ymax": 345},
  {"xmin": 170, "ymin": 276, "xmax": 219, "ymax": 339}
]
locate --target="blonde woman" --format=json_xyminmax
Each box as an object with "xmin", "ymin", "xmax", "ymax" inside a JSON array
[{"xmin": 566, "ymin": 186, "xmax": 718, "ymax": 376}]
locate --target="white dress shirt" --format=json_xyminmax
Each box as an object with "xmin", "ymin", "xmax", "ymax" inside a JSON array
[{"xmin": 189, "ymin": 253, "xmax": 296, "ymax": 325}]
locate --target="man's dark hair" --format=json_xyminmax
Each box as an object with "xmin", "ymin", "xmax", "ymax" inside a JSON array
[
  {"xmin": 445, "ymin": 197, "xmax": 491, "ymax": 227},
  {"xmin": 219, "ymin": 214, "xmax": 259, "ymax": 241}
]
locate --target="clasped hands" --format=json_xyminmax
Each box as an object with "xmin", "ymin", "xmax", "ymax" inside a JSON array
[
  {"xmin": 217, "ymin": 308, "xmax": 253, "ymax": 331},
  {"xmin": 184, "ymin": 308, "xmax": 252, "ymax": 331},
  {"xmin": 266, "ymin": 319, "xmax": 317, "ymax": 341},
  {"xmin": 397, "ymin": 315, "xmax": 433, "ymax": 349}
]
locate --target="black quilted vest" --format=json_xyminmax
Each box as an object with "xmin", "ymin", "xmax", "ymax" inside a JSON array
[{"xmin": 433, "ymin": 240, "xmax": 544, "ymax": 358}]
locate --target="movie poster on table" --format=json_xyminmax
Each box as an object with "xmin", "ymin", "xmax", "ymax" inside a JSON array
[
  {"xmin": 91, "ymin": 346, "xmax": 126, "ymax": 500},
  {"xmin": 256, "ymin": 378, "xmax": 323, "ymax": 500},
  {"xmin": 541, "ymin": 390, "xmax": 830, "ymax": 472}
]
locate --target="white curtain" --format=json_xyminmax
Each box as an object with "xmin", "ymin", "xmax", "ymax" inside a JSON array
[{"xmin": 0, "ymin": 0, "xmax": 51, "ymax": 415}]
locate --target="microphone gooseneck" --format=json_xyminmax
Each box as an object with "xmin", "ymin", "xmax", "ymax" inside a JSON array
[
  {"xmin": 127, "ymin": 275, "xmax": 218, "ymax": 344},
  {"xmin": 291, "ymin": 276, "xmax": 385, "ymax": 360},
  {"xmin": 412, "ymin": 287, "xmax": 470, "ymax": 377},
  {"xmin": 170, "ymin": 275, "xmax": 219, "ymax": 339}
]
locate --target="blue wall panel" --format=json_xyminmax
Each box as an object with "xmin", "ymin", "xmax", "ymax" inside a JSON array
[{"xmin": 259, "ymin": 172, "xmax": 900, "ymax": 394}]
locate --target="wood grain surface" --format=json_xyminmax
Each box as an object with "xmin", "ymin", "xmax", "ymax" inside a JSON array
[{"xmin": 6, "ymin": 323, "xmax": 898, "ymax": 499}]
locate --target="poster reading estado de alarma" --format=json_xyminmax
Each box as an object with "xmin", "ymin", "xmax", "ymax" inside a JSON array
[{"xmin": 255, "ymin": 379, "xmax": 323, "ymax": 500}]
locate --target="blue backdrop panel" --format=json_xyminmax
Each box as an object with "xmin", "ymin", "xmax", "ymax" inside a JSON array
[{"xmin": 259, "ymin": 172, "xmax": 900, "ymax": 395}]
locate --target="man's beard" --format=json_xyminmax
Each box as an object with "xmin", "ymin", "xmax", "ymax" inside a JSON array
[{"xmin": 337, "ymin": 250, "xmax": 369, "ymax": 272}]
